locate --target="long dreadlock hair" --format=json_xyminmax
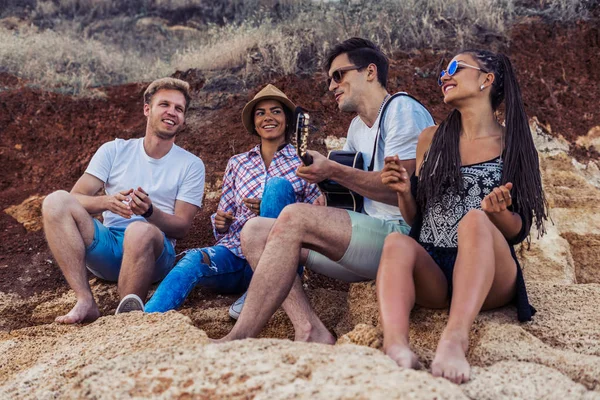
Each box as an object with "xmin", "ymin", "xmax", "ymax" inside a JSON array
[{"xmin": 417, "ymin": 50, "xmax": 548, "ymax": 238}]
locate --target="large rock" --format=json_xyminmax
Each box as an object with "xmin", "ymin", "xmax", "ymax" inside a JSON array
[{"xmin": 0, "ymin": 313, "xmax": 467, "ymax": 400}]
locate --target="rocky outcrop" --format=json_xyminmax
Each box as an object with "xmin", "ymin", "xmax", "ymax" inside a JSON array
[
  {"xmin": 0, "ymin": 313, "xmax": 469, "ymax": 400},
  {"xmin": 3, "ymin": 195, "xmax": 45, "ymax": 232}
]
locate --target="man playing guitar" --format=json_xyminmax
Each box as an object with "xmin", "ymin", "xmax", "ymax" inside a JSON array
[{"xmin": 218, "ymin": 37, "xmax": 434, "ymax": 343}]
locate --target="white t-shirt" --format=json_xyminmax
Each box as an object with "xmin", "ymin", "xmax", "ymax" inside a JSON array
[
  {"xmin": 344, "ymin": 93, "xmax": 434, "ymax": 222},
  {"xmin": 85, "ymin": 138, "xmax": 205, "ymax": 242}
]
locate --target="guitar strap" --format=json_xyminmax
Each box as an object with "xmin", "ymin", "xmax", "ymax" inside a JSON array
[{"xmin": 367, "ymin": 92, "xmax": 433, "ymax": 171}]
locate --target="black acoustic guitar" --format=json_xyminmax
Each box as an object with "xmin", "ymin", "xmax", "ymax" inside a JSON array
[
  {"xmin": 293, "ymin": 107, "xmax": 364, "ymax": 212},
  {"xmin": 320, "ymin": 151, "xmax": 364, "ymax": 211}
]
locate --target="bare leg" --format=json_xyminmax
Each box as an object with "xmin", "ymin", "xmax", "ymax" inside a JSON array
[
  {"xmin": 240, "ymin": 216, "xmax": 335, "ymax": 344},
  {"xmin": 118, "ymin": 222, "xmax": 165, "ymax": 300},
  {"xmin": 42, "ymin": 191, "xmax": 100, "ymax": 324},
  {"xmin": 431, "ymin": 210, "xmax": 518, "ymax": 384},
  {"xmin": 377, "ymin": 233, "xmax": 448, "ymax": 369},
  {"xmin": 220, "ymin": 204, "xmax": 352, "ymax": 341}
]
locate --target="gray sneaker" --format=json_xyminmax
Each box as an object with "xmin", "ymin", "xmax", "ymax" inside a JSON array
[
  {"xmin": 228, "ymin": 291, "xmax": 247, "ymax": 320},
  {"xmin": 115, "ymin": 294, "xmax": 145, "ymax": 314}
]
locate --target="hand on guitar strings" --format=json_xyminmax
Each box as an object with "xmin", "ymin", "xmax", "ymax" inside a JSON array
[
  {"xmin": 296, "ymin": 150, "xmax": 331, "ymax": 183},
  {"xmin": 481, "ymin": 182, "xmax": 513, "ymax": 214},
  {"xmin": 243, "ymin": 197, "xmax": 262, "ymax": 215},
  {"xmin": 214, "ymin": 209, "xmax": 236, "ymax": 233},
  {"xmin": 381, "ymin": 156, "xmax": 410, "ymax": 194}
]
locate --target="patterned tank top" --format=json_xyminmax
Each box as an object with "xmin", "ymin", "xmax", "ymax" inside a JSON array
[{"xmin": 419, "ymin": 156, "xmax": 503, "ymax": 248}]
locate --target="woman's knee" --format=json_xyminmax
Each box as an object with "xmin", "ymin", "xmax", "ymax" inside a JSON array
[
  {"xmin": 458, "ymin": 209, "xmax": 492, "ymax": 238},
  {"xmin": 175, "ymin": 248, "xmax": 210, "ymax": 270},
  {"xmin": 382, "ymin": 232, "xmax": 412, "ymax": 253},
  {"xmin": 264, "ymin": 176, "xmax": 293, "ymax": 194},
  {"xmin": 262, "ymin": 177, "xmax": 295, "ymax": 218},
  {"xmin": 380, "ymin": 233, "xmax": 418, "ymax": 268}
]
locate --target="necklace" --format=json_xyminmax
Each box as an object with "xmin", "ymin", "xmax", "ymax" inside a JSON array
[{"xmin": 377, "ymin": 93, "xmax": 391, "ymax": 119}]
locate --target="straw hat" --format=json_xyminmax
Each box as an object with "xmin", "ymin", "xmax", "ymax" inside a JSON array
[{"xmin": 242, "ymin": 84, "xmax": 296, "ymax": 134}]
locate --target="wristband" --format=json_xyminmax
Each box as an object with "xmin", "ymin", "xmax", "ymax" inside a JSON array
[{"xmin": 142, "ymin": 204, "xmax": 154, "ymax": 219}]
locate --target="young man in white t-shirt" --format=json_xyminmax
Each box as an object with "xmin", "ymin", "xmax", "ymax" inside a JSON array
[
  {"xmin": 42, "ymin": 78, "xmax": 205, "ymax": 324},
  {"xmin": 219, "ymin": 38, "xmax": 434, "ymax": 342}
]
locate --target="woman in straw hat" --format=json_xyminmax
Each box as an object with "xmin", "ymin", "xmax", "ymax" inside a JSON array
[{"xmin": 145, "ymin": 84, "xmax": 321, "ymax": 314}]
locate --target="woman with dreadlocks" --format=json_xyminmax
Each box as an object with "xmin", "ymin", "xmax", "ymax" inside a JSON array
[{"xmin": 376, "ymin": 50, "xmax": 548, "ymax": 384}]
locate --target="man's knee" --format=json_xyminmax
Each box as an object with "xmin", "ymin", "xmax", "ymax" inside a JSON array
[
  {"xmin": 240, "ymin": 217, "xmax": 263, "ymax": 250},
  {"xmin": 42, "ymin": 190, "xmax": 76, "ymax": 220},
  {"xmin": 124, "ymin": 221, "xmax": 162, "ymax": 248},
  {"xmin": 458, "ymin": 209, "xmax": 491, "ymax": 238},
  {"xmin": 275, "ymin": 203, "xmax": 311, "ymax": 230}
]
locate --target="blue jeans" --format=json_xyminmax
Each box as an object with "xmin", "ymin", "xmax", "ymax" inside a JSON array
[{"xmin": 145, "ymin": 177, "xmax": 296, "ymax": 313}]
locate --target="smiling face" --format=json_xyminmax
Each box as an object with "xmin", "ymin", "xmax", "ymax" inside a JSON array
[
  {"xmin": 440, "ymin": 53, "xmax": 490, "ymax": 107},
  {"xmin": 328, "ymin": 53, "xmax": 366, "ymax": 113},
  {"xmin": 144, "ymin": 89, "xmax": 186, "ymax": 140},
  {"xmin": 253, "ymin": 99, "xmax": 287, "ymax": 144}
]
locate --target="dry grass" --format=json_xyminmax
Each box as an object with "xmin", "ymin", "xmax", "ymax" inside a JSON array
[
  {"xmin": 0, "ymin": 25, "xmax": 171, "ymax": 94},
  {"xmin": 0, "ymin": 0, "xmax": 594, "ymax": 94},
  {"xmin": 520, "ymin": 0, "xmax": 594, "ymax": 22}
]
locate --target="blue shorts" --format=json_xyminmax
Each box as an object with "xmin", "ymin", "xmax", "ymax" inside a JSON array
[{"xmin": 85, "ymin": 219, "xmax": 176, "ymax": 282}]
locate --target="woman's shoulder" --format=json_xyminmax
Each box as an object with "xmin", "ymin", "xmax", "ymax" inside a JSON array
[
  {"xmin": 417, "ymin": 125, "xmax": 438, "ymax": 148},
  {"xmin": 228, "ymin": 146, "xmax": 260, "ymax": 164}
]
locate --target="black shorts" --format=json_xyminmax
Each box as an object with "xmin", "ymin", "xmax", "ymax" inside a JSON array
[{"xmin": 419, "ymin": 242, "xmax": 535, "ymax": 322}]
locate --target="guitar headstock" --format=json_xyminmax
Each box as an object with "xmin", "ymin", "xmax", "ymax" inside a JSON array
[{"xmin": 293, "ymin": 106, "xmax": 313, "ymax": 166}]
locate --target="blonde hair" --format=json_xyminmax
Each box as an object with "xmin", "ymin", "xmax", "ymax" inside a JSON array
[{"xmin": 143, "ymin": 78, "xmax": 191, "ymax": 113}]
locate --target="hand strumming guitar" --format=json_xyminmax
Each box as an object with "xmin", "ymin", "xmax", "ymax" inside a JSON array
[
  {"xmin": 381, "ymin": 156, "xmax": 411, "ymax": 195},
  {"xmin": 296, "ymin": 150, "xmax": 331, "ymax": 183}
]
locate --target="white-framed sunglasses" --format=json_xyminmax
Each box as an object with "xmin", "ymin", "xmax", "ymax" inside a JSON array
[{"xmin": 438, "ymin": 60, "xmax": 488, "ymax": 86}]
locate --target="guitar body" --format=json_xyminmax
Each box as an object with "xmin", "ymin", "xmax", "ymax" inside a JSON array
[{"xmin": 319, "ymin": 151, "xmax": 364, "ymax": 212}]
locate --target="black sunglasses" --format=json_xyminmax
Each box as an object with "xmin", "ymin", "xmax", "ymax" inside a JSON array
[{"xmin": 327, "ymin": 65, "xmax": 366, "ymax": 87}]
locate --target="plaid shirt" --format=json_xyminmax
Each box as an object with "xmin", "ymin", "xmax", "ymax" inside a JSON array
[{"xmin": 211, "ymin": 143, "xmax": 321, "ymax": 258}]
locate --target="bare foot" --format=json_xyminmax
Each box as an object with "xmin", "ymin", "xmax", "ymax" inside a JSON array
[
  {"xmin": 385, "ymin": 344, "xmax": 422, "ymax": 369},
  {"xmin": 55, "ymin": 299, "xmax": 100, "ymax": 324},
  {"xmin": 295, "ymin": 321, "xmax": 336, "ymax": 345},
  {"xmin": 431, "ymin": 334, "xmax": 470, "ymax": 384}
]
